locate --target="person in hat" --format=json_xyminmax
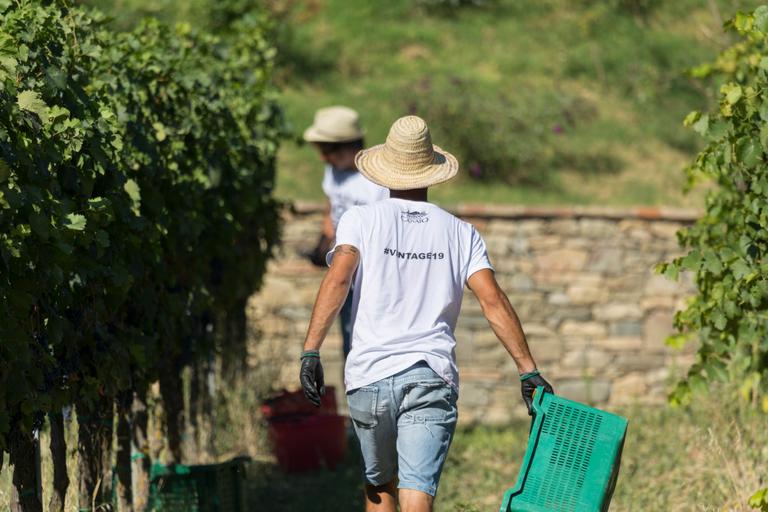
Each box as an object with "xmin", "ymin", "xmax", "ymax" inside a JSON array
[
  {"xmin": 304, "ymin": 106, "xmax": 388, "ymax": 358},
  {"xmin": 299, "ymin": 116, "xmax": 553, "ymax": 512}
]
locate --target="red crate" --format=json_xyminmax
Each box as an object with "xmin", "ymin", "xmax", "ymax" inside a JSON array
[{"xmin": 262, "ymin": 386, "xmax": 347, "ymax": 472}]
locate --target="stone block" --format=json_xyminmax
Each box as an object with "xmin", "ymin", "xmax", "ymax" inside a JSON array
[
  {"xmin": 549, "ymin": 218, "xmax": 579, "ymax": 235},
  {"xmin": 529, "ymin": 338, "xmax": 563, "ymax": 364},
  {"xmin": 509, "ymin": 236, "xmax": 530, "ymax": 255},
  {"xmin": 644, "ymin": 274, "xmax": 682, "ymax": 296},
  {"xmin": 562, "ymin": 348, "xmax": 613, "ymax": 370},
  {"xmin": 525, "ymin": 323, "xmax": 557, "ymax": 339},
  {"xmin": 640, "ymin": 295, "xmax": 675, "ymax": 310},
  {"xmin": 614, "ymin": 353, "xmax": 666, "ymax": 372},
  {"xmin": 473, "ymin": 330, "xmax": 500, "ymax": 350},
  {"xmin": 609, "ymin": 320, "xmax": 643, "ymax": 337},
  {"xmin": 593, "ymin": 337, "xmax": 644, "ymax": 351},
  {"xmin": 593, "ymin": 303, "xmax": 643, "ymax": 321},
  {"xmin": 604, "ymin": 273, "xmax": 645, "ymax": 292},
  {"xmin": 535, "ymin": 248, "xmax": 589, "ymax": 272},
  {"xmin": 579, "ymin": 218, "xmax": 619, "ymax": 238},
  {"xmin": 507, "ymin": 273, "xmax": 535, "ymax": 291},
  {"xmin": 644, "ymin": 309, "xmax": 675, "ymax": 350},
  {"xmin": 518, "ymin": 220, "xmax": 547, "ymax": 234},
  {"xmin": 609, "ymin": 372, "xmax": 648, "ymax": 405},
  {"xmin": 460, "ymin": 367, "xmax": 504, "ymax": 382},
  {"xmin": 556, "ymin": 379, "xmax": 611, "ymax": 404},
  {"xmin": 650, "ymin": 222, "xmax": 683, "ymax": 239},
  {"xmin": 486, "ymin": 220, "xmax": 520, "ymax": 236},
  {"xmin": 528, "ymin": 235, "xmax": 561, "ymax": 250},
  {"xmin": 588, "ymin": 247, "xmax": 623, "ymax": 274},
  {"xmin": 560, "ymin": 321, "xmax": 607, "ymax": 338},
  {"xmin": 565, "ymin": 276, "xmax": 608, "ymax": 304},
  {"xmin": 473, "ymin": 346, "xmax": 509, "ymax": 368},
  {"xmin": 548, "ymin": 292, "xmax": 570, "ymax": 305}
]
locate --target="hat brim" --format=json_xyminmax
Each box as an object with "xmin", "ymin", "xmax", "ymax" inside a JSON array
[
  {"xmin": 303, "ymin": 125, "xmax": 365, "ymax": 143},
  {"xmin": 354, "ymin": 144, "xmax": 459, "ymax": 190}
]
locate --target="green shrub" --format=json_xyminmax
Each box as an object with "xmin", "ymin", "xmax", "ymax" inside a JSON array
[
  {"xmin": 661, "ymin": 6, "xmax": 768, "ymax": 409},
  {"xmin": 406, "ymin": 76, "xmax": 615, "ymax": 186},
  {"xmin": 0, "ymin": 0, "xmax": 283, "ymax": 504}
]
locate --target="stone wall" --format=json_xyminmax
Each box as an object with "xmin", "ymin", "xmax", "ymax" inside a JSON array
[{"xmin": 246, "ymin": 202, "xmax": 698, "ymax": 424}]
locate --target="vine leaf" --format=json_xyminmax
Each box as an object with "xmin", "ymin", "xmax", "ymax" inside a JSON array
[
  {"xmin": 65, "ymin": 213, "xmax": 87, "ymax": 231},
  {"xmin": 17, "ymin": 90, "xmax": 49, "ymax": 123},
  {"xmin": 0, "ymin": 158, "xmax": 9, "ymax": 183}
]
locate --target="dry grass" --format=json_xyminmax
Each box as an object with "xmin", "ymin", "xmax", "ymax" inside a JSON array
[{"xmin": 2, "ymin": 388, "xmax": 765, "ymax": 511}]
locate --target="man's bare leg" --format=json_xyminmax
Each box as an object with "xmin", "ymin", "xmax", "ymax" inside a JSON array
[
  {"xmin": 365, "ymin": 480, "xmax": 397, "ymax": 512},
  {"xmin": 399, "ymin": 488, "xmax": 434, "ymax": 512}
]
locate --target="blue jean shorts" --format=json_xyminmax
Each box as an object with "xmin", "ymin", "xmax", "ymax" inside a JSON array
[{"xmin": 346, "ymin": 361, "xmax": 458, "ymax": 496}]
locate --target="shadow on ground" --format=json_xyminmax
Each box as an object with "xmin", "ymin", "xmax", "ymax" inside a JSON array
[{"xmin": 246, "ymin": 448, "xmax": 365, "ymax": 511}]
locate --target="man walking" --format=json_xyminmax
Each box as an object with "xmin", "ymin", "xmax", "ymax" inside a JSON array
[
  {"xmin": 304, "ymin": 106, "xmax": 388, "ymax": 357},
  {"xmin": 300, "ymin": 116, "xmax": 553, "ymax": 512}
]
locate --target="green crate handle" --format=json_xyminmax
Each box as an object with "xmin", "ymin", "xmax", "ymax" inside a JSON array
[{"xmin": 500, "ymin": 386, "xmax": 549, "ymax": 511}]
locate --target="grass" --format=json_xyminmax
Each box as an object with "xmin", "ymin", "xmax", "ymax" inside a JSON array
[
  {"xmin": 245, "ymin": 396, "xmax": 768, "ymax": 511},
  {"xmin": 2, "ymin": 390, "xmax": 766, "ymax": 510},
  {"xmin": 272, "ymin": 0, "xmax": 762, "ymax": 206}
]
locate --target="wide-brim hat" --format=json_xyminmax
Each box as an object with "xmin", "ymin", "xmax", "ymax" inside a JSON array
[
  {"xmin": 355, "ymin": 115, "xmax": 458, "ymax": 190},
  {"xmin": 303, "ymin": 105, "xmax": 365, "ymax": 143}
]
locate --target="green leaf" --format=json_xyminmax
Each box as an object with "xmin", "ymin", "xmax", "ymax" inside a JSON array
[
  {"xmin": 663, "ymin": 263, "xmax": 679, "ymax": 281},
  {"xmin": 65, "ymin": 213, "xmax": 87, "ymax": 231},
  {"xmin": 731, "ymin": 259, "xmax": 751, "ymax": 280},
  {"xmin": 683, "ymin": 111, "xmax": 700, "ymax": 127},
  {"xmin": 29, "ymin": 211, "xmax": 51, "ymax": 240},
  {"xmin": 0, "ymin": 158, "xmax": 9, "ymax": 183},
  {"xmin": 722, "ymin": 83, "xmax": 743, "ymax": 105},
  {"xmin": 95, "ymin": 229, "xmax": 110, "ymax": 248},
  {"xmin": 712, "ymin": 311, "xmax": 727, "ymax": 330},
  {"xmin": 152, "ymin": 122, "xmax": 167, "ymax": 142},
  {"xmin": 738, "ymin": 138, "xmax": 762, "ymax": 167},
  {"xmin": 665, "ymin": 334, "xmax": 688, "ymax": 350},
  {"xmin": 17, "ymin": 90, "xmax": 49, "ymax": 123},
  {"xmin": 754, "ymin": 6, "xmax": 768, "ymax": 32},
  {"xmin": 124, "ymin": 179, "xmax": 141, "ymax": 205},
  {"xmin": 704, "ymin": 251, "xmax": 723, "ymax": 275},
  {"xmin": 692, "ymin": 113, "xmax": 709, "ymax": 136}
]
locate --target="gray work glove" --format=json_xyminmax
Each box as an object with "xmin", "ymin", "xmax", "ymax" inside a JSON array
[
  {"xmin": 520, "ymin": 371, "xmax": 554, "ymax": 416},
  {"xmin": 300, "ymin": 351, "xmax": 325, "ymax": 407}
]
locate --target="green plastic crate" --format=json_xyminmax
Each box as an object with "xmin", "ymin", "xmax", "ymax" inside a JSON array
[
  {"xmin": 499, "ymin": 387, "xmax": 628, "ymax": 512},
  {"xmin": 147, "ymin": 456, "xmax": 250, "ymax": 512}
]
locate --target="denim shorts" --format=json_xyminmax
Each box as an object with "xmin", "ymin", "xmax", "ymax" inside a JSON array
[{"xmin": 346, "ymin": 361, "xmax": 458, "ymax": 496}]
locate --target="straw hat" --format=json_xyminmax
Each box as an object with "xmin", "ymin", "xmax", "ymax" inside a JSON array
[
  {"xmin": 303, "ymin": 106, "xmax": 365, "ymax": 143},
  {"xmin": 355, "ymin": 115, "xmax": 458, "ymax": 190}
]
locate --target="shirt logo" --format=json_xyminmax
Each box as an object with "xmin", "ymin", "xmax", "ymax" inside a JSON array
[{"xmin": 401, "ymin": 210, "xmax": 429, "ymax": 223}]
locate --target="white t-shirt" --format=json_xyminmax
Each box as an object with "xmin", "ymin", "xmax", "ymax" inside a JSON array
[
  {"xmin": 322, "ymin": 165, "xmax": 389, "ymax": 228},
  {"xmin": 327, "ymin": 198, "xmax": 494, "ymax": 393}
]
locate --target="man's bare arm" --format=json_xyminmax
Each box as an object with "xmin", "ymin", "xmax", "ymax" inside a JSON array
[
  {"xmin": 303, "ymin": 245, "xmax": 359, "ymax": 352},
  {"xmin": 467, "ymin": 268, "xmax": 537, "ymax": 374}
]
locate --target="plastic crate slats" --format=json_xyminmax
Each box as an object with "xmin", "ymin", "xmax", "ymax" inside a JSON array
[
  {"xmin": 147, "ymin": 457, "xmax": 249, "ymax": 512},
  {"xmin": 499, "ymin": 389, "xmax": 628, "ymax": 512}
]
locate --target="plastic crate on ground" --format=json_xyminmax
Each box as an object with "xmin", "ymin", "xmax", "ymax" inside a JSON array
[
  {"xmin": 499, "ymin": 387, "xmax": 628, "ymax": 512},
  {"xmin": 148, "ymin": 456, "xmax": 250, "ymax": 512}
]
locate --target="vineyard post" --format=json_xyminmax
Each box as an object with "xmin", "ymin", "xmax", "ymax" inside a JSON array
[
  {"xmin": 116, "ymin": 391, "xmax": 134, "ymax": 512},
  {"xmin": 8, "ymin": 424, "xmax": 42, "ymax": 512},
  {"xmin": 131, "ymin": 388, "xmax": 150, "ymax": 511},
  {"xmin": 48, "ymin": 410, "xmax": 69, "ymax": 512}
]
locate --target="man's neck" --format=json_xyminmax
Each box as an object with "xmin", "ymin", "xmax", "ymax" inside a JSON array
[{"xmin": 390, "ymin": 188, "xmax": 428, "ymax": 201}]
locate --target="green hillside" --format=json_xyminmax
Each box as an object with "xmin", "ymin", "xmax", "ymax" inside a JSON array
[
  {"xmin": 273, "ymin": 0, "xmax": 760, "ymax": 206},
  {"xmin": 82, "ymin": 0, "xmax": 762, "ymax": 205}
]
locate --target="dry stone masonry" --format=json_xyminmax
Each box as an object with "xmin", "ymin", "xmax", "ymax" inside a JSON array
[{"xmin": 247, "ymin": 202, "xmax": 698, "ymax": 425}]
